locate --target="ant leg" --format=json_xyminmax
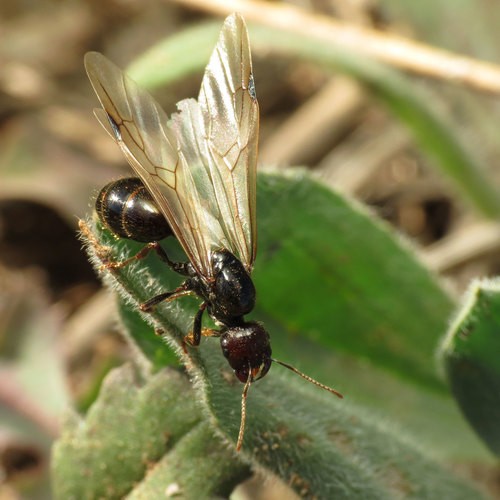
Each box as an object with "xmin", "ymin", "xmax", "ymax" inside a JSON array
[
  {"xmin": 79, "ymin": 219, "xmax": 114, "ymax": 263},
  {"xmin": 106, "ymin": 242, "xmax": 191, "ymax": 276},
  {"xmin": 184, "ymin": 302, "xmax": 207, "ymax": 347},
  {"xmin": 103, "ymin": 242, "xmax": 157, "ymax": 269},
  {"xmin": 140, "ymin": 282, "xmax": 194, "ymax": 312},
  {"xmin": 184, "ymin": 302, "xmax": 221, "ymax": 350},
  {"xmin": 80, "ymin": 220, "xmax": 190, "ymax": 275},
  {"xmin": 150, "ymin": 242, "xmax": 191, "ymax": 276}
]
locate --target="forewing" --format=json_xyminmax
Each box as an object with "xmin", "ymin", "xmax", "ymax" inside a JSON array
[
  {"xmin": 84, "ymin": 13, "xmax": 259, "ymax": 278},
  {"xmin": 196, "ymin": 13, "xmax": 259, "ymax": 270},
  {"xmin": 166, "ymin": 13, "xmax": 259, "ymax": 272},
  {"xmin": 85, "ymin": 51, "xmax": 215, "ymax": 275}
]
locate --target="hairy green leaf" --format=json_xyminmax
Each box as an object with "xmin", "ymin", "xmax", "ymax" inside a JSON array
[
  {"xmin": 52, "ymin": 364, "xmax": 250, "ymax": 499},
  {"xmin": 441, "ymin": 278, "xmax": 500, "ymax": 456},
  {"xmin": 61, "ymin": 170, "xmax": 490, "ymax": 498}
]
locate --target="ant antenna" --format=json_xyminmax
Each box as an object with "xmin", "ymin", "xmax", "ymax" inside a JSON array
[
  {"xmin": 272, "ymin": 358, "xmax": 343, "ymax": 399},
  {"xmin": 235, "ymin": 360, "xmax": 341, "ymax": 451},
  {"xmin": 236, "ymin": 370, "xmax": 252, "ymax": 452}
]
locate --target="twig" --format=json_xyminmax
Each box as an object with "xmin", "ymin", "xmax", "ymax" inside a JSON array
[
  {"xmin": 422, "ymin": 221, "xmax": 500, "ymax": 273},
  {"xmin": 169, "ymin": 0, "xmax": 500, "ymax": 95}
]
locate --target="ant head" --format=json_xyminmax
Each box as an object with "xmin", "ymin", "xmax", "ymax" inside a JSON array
[
  {"xmin": 220, "ymin": 321, "xmax": 272, "ymax": 383},
  {"xmin": 220, "ymin": 321, "xmax": 343, "ymax": 452}
]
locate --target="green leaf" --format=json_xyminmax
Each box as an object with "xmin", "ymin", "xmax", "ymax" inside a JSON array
[
  {"xmin": 202, "ymin": 342, "xmax": 485, "ymax": 499},
  {"xmin": 254, "ymin": 171, "xmax": 453, "ymax": 390},
  {"xmin": 440, "ymin": 278, "xmax": 500, "ymax": 456},
  {"xmin": 52, "ymin": 364, "xmax": 250, "ymax": 499},
  {"xmin": 86, "ymin": 171, "xmax": 454, "ymax": 389},
  {"xmin": 117, "ymin": 298, "xmax": 178, "ymax": 371},
  {"xmin": 127, "ymin": 419, "xmax": 250, "ymax": 499},
  {"xmin": 80, "ymin": 171, "xmax": 487, "ymax": 462},
  {"xmin": 67, "ymin": 169, "xmax": 491, "ymax": 497},
  {"xmin": 53, "ymin": 360, "xmax": 485, "ymax": 499}
]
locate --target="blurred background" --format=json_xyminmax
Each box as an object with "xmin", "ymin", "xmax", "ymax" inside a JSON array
[{"xmin": 2, "ymin": 0, "xmax": 500, "ymax": 498}]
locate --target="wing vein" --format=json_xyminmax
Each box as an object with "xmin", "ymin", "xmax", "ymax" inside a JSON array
[{"xmin": 85, "ymin": 13, "xmax": 259, "ymax": 278}]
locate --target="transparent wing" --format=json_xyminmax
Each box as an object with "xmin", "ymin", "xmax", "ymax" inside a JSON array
[{"xmin": 84, "ymin": 13, "xmax": 259, "ymax": 279}]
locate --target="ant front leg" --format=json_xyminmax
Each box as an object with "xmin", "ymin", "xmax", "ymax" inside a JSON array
[
  {"xmin": 185, "ymin": 302, "xmax": 207, "ymax": 347},
  {"xmin": 183, "ymin": 302, "xmax": 220, "ymax": 349}
]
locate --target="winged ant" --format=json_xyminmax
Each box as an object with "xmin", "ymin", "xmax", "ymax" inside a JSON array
[{"xmin": 85, "ymin": 13, "xmax": 342, "ymax": 451}]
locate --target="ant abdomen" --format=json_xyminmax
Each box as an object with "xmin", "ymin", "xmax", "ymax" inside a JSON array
[{"xmin": 96, "ymin": 177, "xmax": 172, "ymax": 242}]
